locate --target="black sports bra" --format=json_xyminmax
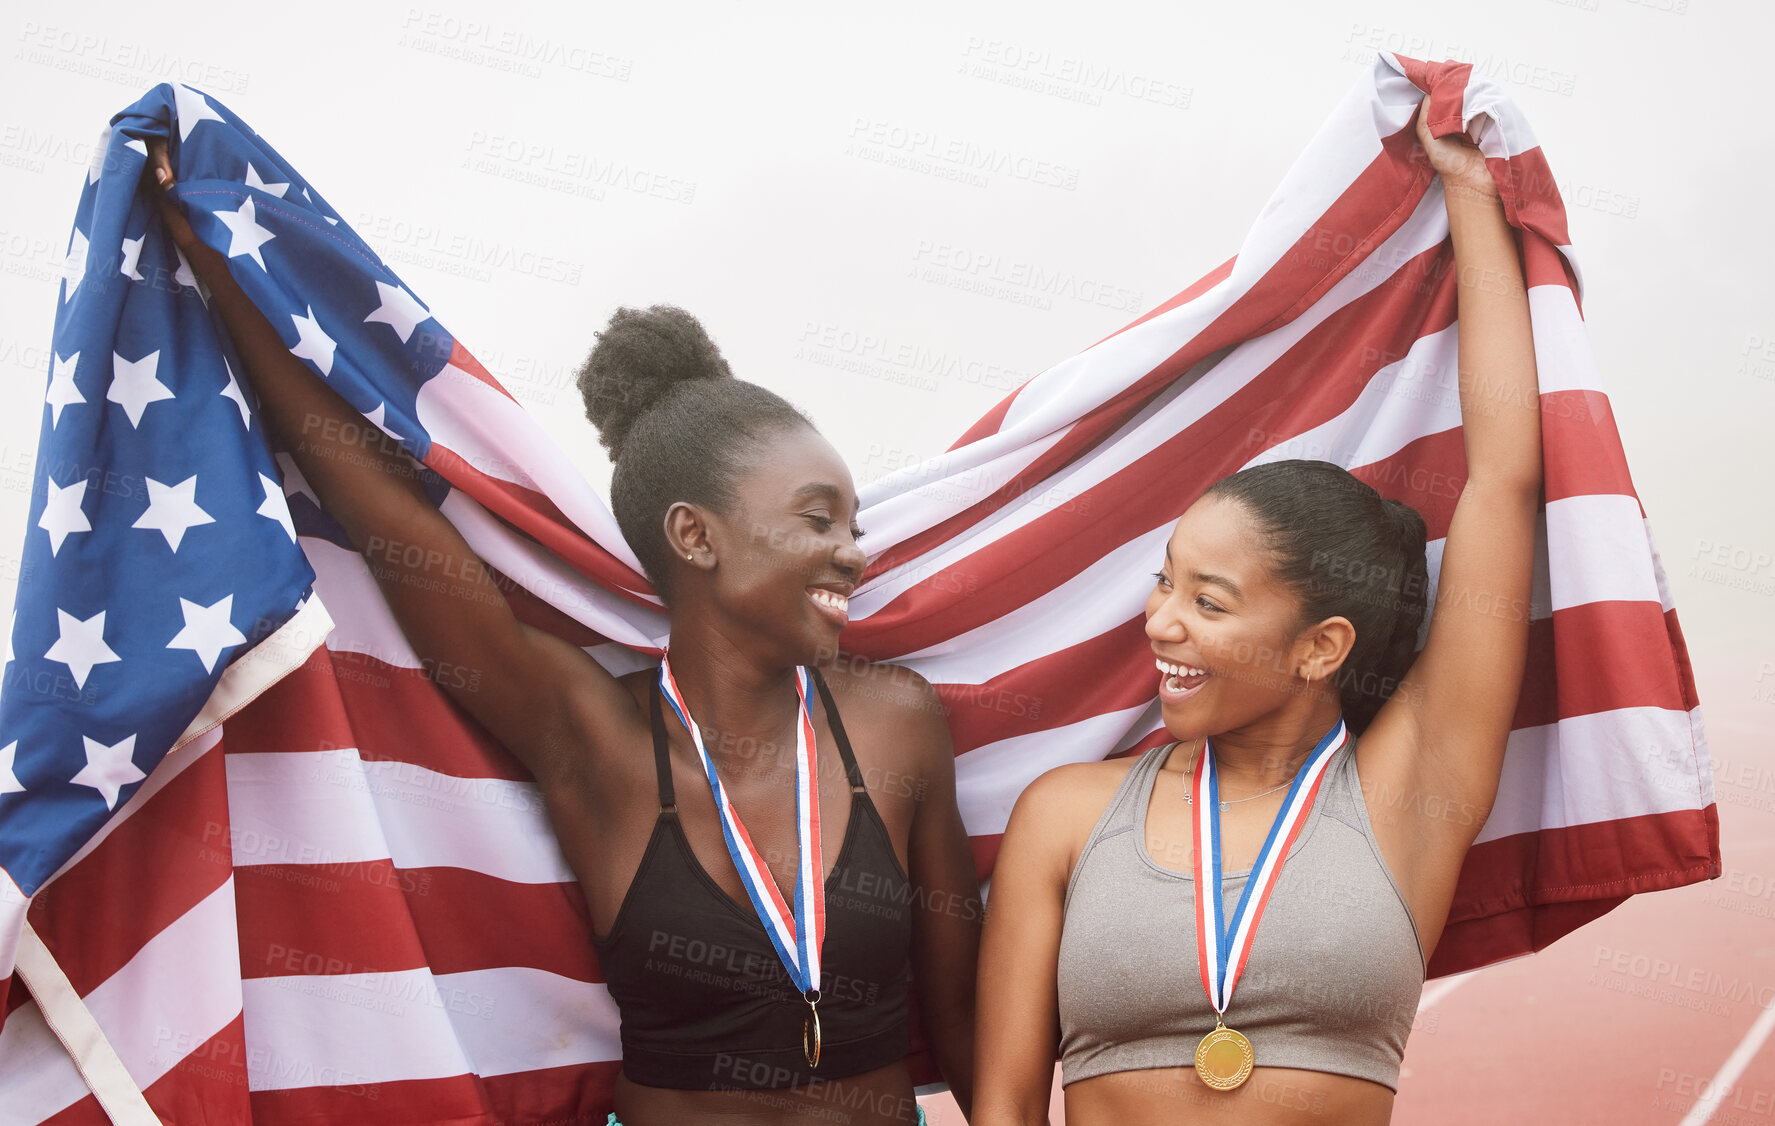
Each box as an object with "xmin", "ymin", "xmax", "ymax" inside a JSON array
[{"xmin": 589, "ymin": 669, "xmax": 913, "ymax": 1090}]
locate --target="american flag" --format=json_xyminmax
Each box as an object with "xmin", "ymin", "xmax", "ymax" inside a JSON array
[{"xmin": 0, "ymin": 53, "xmax": 1717, "ymax": 1124}]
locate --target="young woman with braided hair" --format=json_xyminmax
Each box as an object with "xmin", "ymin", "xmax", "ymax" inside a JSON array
[
  {"xmin": 145, "ymin": 138, "xmax": 980, "ymax": 1125},
  {"xmin": 974, "ymin": 96, "xmax": 1542, "ymax": 1126}
]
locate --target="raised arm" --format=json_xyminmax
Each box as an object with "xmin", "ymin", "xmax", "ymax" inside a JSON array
[
  {"xmin": 1365, "ymin": 100, "xmax": 1544, "ymax": 886},
  {"xmin": 144, "ymin": 143, "xmax": 642, "ymax": 788}
]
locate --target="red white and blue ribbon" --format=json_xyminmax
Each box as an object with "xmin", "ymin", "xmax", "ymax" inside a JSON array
[
  {"xmin": 1191, "ymin": 718, "xmax": 1348, "ymax": 1015},
  {"xmin": 657, "ymin": 653, "xmax": 826, "ymax": 999}
]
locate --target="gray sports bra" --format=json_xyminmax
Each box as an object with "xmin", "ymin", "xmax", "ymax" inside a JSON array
[{"xmin": 1057, "ymin": 734, "xmax": 1427, "ymax": 1090}]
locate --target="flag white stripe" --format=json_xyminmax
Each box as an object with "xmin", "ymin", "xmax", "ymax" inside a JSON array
[
  {"xmin": 414, "ymin": 361, "xmax": 639, "ymax": 568},
  {"xmin": 858, "ymin": 179, "xmax": 1456, "ymax": 603},
  {"xmin": 896, "ymin": 530, "xmax": 1166, "ymax": 678},
  {"xmin": 954, "ymin": 705, "xmax": 1157, "ymax": 833},
  {"xmin": 1544, "ymin": 494, "xmax": 1664, "ymax": 610},
  {"xmin": 953, "ymin": 703, "xmax": 1706, "ymax": 843},
  {"xmin": 227, "ymin": 748, "xmax": 572, "ymax": 884},
  {"xmin": 895, "ymin": 490, "xmax": 1630, "ymax": 688},
  {"xmin": 14, "ymin": 924, "xmax": 161, "ymax": 1125},
  {"xmin": 4, "ymin": 881, "xmax": 245, "ymax": 1122},
  {"xmin": 1472, "ymin": 706, "xmax": 1709, "ymax": 844},
  {"xmin": 0, "ymin": 999, "xmax": 90, "ymax": 1121},
  {"xmin": 242, "ymin": 969, "xmax": 473, "ymax": 1090},
  {"xmin": 431, "ymin": 967, "xmax": 621, "ymax": 1077},
  {"xmin": 439, "ymin": 489, "xmax": 664, "ymax": 644}
]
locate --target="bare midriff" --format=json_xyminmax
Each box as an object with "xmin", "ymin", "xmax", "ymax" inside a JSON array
[{"xmin": 1064, "ymin": 1063, "xmax": 1395, "ymax": 1126}]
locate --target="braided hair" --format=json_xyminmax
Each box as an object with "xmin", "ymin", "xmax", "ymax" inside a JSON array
[
  {"xmin": 1204, "ymin": 460, "xmax": 1430, "ymax": 733},
  {"xmin": 577, "ymin": 305, "xmax": 810, "ymax": 602}
]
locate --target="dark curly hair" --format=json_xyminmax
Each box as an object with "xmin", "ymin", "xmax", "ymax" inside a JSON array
[
  {"xmin": 577, "ymin": 305, "xmax": 810, "ymax": 602},
  {"xmin": 1204, "ymin": 460, "xmax": 1430, "ymax": 733}
]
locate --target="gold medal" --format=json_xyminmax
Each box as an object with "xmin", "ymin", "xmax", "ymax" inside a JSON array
[
  {"xmin": 802, "ymin": 992, "xmax": 822, "ymax": 1068},
  {"xmin": 1194, "ymin": 1019, "xmax": 1254, "ymax": 1090}
]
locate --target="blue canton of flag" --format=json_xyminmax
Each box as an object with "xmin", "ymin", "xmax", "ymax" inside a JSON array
[{"xmin": 0, "ymin": 81, "xmax": 449, "ymax": 908}]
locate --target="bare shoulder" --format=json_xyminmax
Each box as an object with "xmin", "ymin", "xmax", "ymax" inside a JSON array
[
  {"xmin": 819, "ymin": 658, "xmax": 949, "ymax": 767},
  {"xmin": 820, "ymin": 657, "xmax": 943, "ymax": 718},
  {"xmin": 1017, "ymin": 756, "xmax": 1145, "ymax": 819},
  {"xmin": 1004, "ymin": 755, "xmax": 1149, "ymax": 876}
]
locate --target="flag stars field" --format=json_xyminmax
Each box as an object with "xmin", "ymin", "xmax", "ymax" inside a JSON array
[
  {"xmin": 364, "ymin": 402, "xmax": 403, "ymax": 441},
  {"xmin": 216, "ymin": 196, "xmax": 276, "ymax": 270},
  {"xmin": 167, "ymin": 595, "xmax": 246, "ymax": 673},
  {"xmin": 44, "ymin": 609, "xmax": 120, "ymax": 690},
  {"xmin": 119, "ymin": 234, "xmax": 145, "ymax": 282},
  {"xmin": 171, "ymin": 83, "xmax": 221, "ymax": 142},
  {"xmin": 244, "ymin": 163, "xmax": 288, "ymax": 198},
  {"xmin": 60, "ymin": 228, "xmax": 87, "ymax": 303},
  {"xmin": 44, "ymin": 353, "xmax": 83, "ymax": 428},
  {"xmin": 220, "ymin": 359, "xmax": 251, "ymax": 428},
  {"xmin": 172, "ymin": 247, "xmax": 203, "ymax": 298},
  {"xmin": 364, "ymin": 280, "xmax": 430, "ymax": 343},
  {"xmin": 106, "ymin": 351, "xmax": 174, "ymax": 429},
  {"xmin": 0, "ymin": 743, "xmax": 22, "ymax": 796},
  {"xmin": 273, "ymin": 452, "xmax": 320, "ymax": 507},
  {"xmin": 288, "ymin": 305, "xmax": 337, "ymax": 375},
  {"xmin": 257, "ymin": 474, "xmax": 295, "ymax": 541},
  {"xmin": 37, "ymin": 479, "xmax": 90, "ymax": 556},
  {"xmin": 70, "ymin": 735, "xmax": 144, "ymax": 811},
  {"xmin": 133, "ymin": 476, "xmax": 215, "ymax": 552}
]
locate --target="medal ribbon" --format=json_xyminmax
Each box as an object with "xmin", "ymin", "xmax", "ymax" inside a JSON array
[
  {"xmin": 1190, "ymin": 719, "xmax": 1348, "ymax": 1015},
  {"xmin": 658, "ymin": 653, "xmax": 825, "ymax": 998}
]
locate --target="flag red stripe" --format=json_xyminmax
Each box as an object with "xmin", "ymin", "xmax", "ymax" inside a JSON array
[
  {"xmin": 1428, "ymin": 804, "xmax": 1721, "ymax": 977},
  {"xmin": 1348, "ymin": 426, "xmax": 1467, "ymax": 542},
  {"xmin": 1541, "ymin": 390, "xmax": 1640, "ymax": 509},
  {"xmin": 235, "ymin": 863, "xmax": 603, "ymax": 984},
  {"xmin": 941, "ymin": 597, "xmax": 1689, "ymax": 760},
  {"xmin": 241, "ymin": 649, "xmax": 537, "ymax": 785},
  {"xmin": 246, "ymin": 1072, "xmax": 499, "ymax": 1126},
  {"xmin": 1512, "ymin": 603, "xmax": 1695, "ymax": 729},
  {"xmin": 871, "ymin": 128, "xmax": 1452, "ymax": 576},
  {"xmin": 26, "ymin": 749, "xmax": 232, "ymax": 996},
  {"xmin": 236, "ymin": 860, "xmax": 433, "ymax": 978},
  {"xmin": 938, "ymin": 619, "xmax": 1150, "ymax": 755},
  {"xmin": 422, "ymin": 444, "xmax": 653, "ymax": 603},
  {"xmin": 446, "ymin": 341, "xmax": 517, "ymax": 402},
  {"xmin": 861, "ymin": 244, "xmax": 1463, "ymax": 654},
  {"xmin": 395, "ymin": 867, "xmax": 601, "ymax": 982},
  {"xmin": 1094, "ymin": 256, "xmax": 1239, "ymax": 349},
  {"xmin": 142, "ymin": 1014, "xmax": 253, "ymax": 1125}
]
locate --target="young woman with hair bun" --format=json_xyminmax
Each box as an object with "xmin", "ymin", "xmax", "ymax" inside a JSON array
[
  {"xmin": 974, "ymin": 97, "xmax": 1543, "ymax": 1126},
  {"xmin": 148, "ymin": 141, "xmax": 980, "ymax": 1126}
]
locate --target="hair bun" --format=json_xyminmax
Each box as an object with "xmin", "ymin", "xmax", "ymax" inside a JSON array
[{"xmin": 577, "ymin": 305, "xmax": 733, "ymax": 461}]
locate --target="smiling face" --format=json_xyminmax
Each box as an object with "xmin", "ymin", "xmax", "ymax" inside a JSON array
[
  {"xmin": 1144, "ymin": 495, "xmax": 1325, "ymax": 741},
  {"xmin": 697, "ymin": 424, "xmax": 867, "ymax": 667}
]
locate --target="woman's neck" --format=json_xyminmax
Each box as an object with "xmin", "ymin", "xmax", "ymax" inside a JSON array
[
  {"xmin": 662, "ymin": 617, "xmax": 805, "ymax": 761},
  {"xmin": 1203, "ymin": 700, "xmax": 1346, "ymax": 792}
]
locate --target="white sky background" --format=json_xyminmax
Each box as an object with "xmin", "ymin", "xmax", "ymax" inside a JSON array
[{"xmin": 1, "ymin": 0, "xmax": 1771, "ymax": 738}]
